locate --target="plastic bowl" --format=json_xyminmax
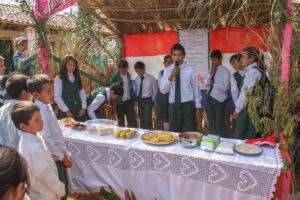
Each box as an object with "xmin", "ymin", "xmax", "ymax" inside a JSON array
[
  {"xmin": 179, "ymin": 132, "xmax": 203, "ymax": 148},
  {"xmin": 86, "ymin": 119, "xmax": 117, "ymax": 135}
]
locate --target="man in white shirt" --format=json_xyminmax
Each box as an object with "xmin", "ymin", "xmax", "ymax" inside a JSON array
[
  {"xmin": 161, "ymin": 43, "xmax": 202, "ymax": 132},
  {"xmin": 134, "ymin": 61, "xmax": 157, "ymax": 130},
  {"xmin": 204, "ymin": 49, "xmax": 230, "ymax": 137},
  {"xmin": 0, "ymin": 74, "xmax": 32, "ymax": 149}
]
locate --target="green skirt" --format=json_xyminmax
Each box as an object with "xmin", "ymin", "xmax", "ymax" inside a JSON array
[{"xmin": 156, "ymin": 92, "xmax": 169, "ymax": 120}]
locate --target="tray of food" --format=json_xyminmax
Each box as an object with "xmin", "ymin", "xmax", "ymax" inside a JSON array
[
  {"xmin": 234, "ymin": 143, "xmax": 262, "ymax": 156},
  {"xmin": 141, "ymin": 131, "xmax": 177, "ymax": 145},
  {"xmin": 86, "ymin": 119, "xmax": 117, "ymax": 135},
  {"xmin": 179, "ymin": 132, "xmax": 203, "ymax": 148},
  {"xmin": 114, "ymin": 129, "xmax": 138, "ymax": 139},
  {"xmin": 71, "ymin": 122, "xmax": 87, "ymax": 131},
  {"xmin": 58, "ymin": 117, "xmax": 76, "ymax": 126}
]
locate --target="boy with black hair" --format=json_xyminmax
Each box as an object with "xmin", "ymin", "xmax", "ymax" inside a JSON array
[
  {"xmin": 160, "ymin": 43, "xmax": 202, "ymax": 132},
  {"xmin": 230, "ymin": 53, "xmax": 244, "ymax": 106},
  {"xmin": 134, "ymin": 61, "xmax": 157, "ymax": 130},
  {"xmin": 110, "ymin": 60, "xmax": 137, "ymax": 127},
  {"xmin": 0, "ymin": 74, "xmax": 32, "ymax": 148},
  {"xmin": 27, "ymin": 74, "xmax": 72, "ymax": 200},
  {"xmin": 87, "ymin": 82, "xmax": 124, "ymax": 119},
  {"xmin": 204, "ymin": 49, "xmax": 230, "ymax": 137},
  {"xmin": 10, "ymin": 101, "xmax": 65, "ymax": 200}
]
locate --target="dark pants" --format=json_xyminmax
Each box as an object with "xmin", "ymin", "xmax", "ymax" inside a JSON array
[
  {"xmin": 55, "ymin": 161, "xmax": 68, "ymax": 200},
  {"xmin": 116, "ymin": 99, "xmax": 137, "ymax": 128},
  {"xmin": 206, "ymin": 96, "xmax": 227, "ymax": 137},
  {"xmin": 138, "ymin": 98, "xmax": 152, "ymax": 130},
  {"xmin": 234, "ymin": 109, "xmax": 259, "ymax": 139},
  {"xmin": 169, "ymin": 101, "xmax": 197, "ymax": 133}
]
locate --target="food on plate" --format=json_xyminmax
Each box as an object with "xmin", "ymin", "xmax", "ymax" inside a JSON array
[
  {"xmin": 88, "ymin": 125, "xmax": 114, "ymax": 135},
  {"xmin": 180, "ymin": 133, "xmax": 190, "ymax": 139},
  {"xmin": 72, "ymin": 122, "xmax": 86, "ymax": 130},
  {"xmin": 141, "ymin": 131, "xmax": 177, "ymax": 144},
  {"xmin": 59, "ymin": 117, "xmax": 76, "ymax": 126},
  {"xmin": 114, "ymin": 129, "xmax": 137, "ymax": 139},
  {"xmin": 235, "ymin": 144, "xmax": 262, "ymax": 155}
]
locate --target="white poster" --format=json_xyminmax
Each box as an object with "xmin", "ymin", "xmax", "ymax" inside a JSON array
[{"xmin": 179, "ymin": 29, "xmax": 209, "ymax": 90}]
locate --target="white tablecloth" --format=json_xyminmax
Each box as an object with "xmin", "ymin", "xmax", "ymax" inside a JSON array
[{"xmin": 63, "ymin": 128, "xmax": 283, "ymax": 200}]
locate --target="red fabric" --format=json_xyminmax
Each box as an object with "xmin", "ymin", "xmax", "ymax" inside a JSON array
[
  {"xmin": 209, "ymin": 26, "xmax": 270, "ymax": 53},
  {"xmin": 122, "ymin": 31, "xmax": 178, "ymax": 58},
  {"xmin": 245, "ymin": 136, "xmax": 276, "ymax": 148},
  {"xmin": 35, "ymin": 0, "xmax": 77, "ymax": 18}
]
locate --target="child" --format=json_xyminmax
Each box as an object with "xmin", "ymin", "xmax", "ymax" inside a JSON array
[
  {"xmin": 10, "ymin": 101, "xmax": 65, "ymax": 200},
  {"xmin": 160, "ymin": 44, "xmax": 202, "ymax": 132},
  {"xmin": 233, "ymin": 47, "xmax": 265, "ymax": 139},
  {"xmin": 54, "ymin": 55, "xmax": 87, "ymax": 122},
  {"xmin": 0, "ymin": 56, "xmax": 7, "ymax": 107},
  {"xmin": 204, "ymin": 49, "xmax": 230, "ymax": 137},
  {"xmin": 230, "ymin": 53, "xmax": 244, "ymax": 106},
  {"xmin": 156, "ymin": 55, "xmax": 173, "ymax": 131},
  {"xmin": 0, "ymin": 74, "xmax": 32, "ymax": 149},
  {"xmin": 87, "ymin": 82, "xmax": 124, "ymax": 119},
  {"xmin": 13, "ymin": 37, "xmax": 37, "ymax": 76},
  {"xmin": 109, "ymin": 60, "xmax": 137, "ymax": 127},
  {"xmin": 134, "ymin": 61, "xmax": 157, "ymax": 130},
  {"xmin": 27, "ymin": 74, "xmax": 72, "ymax": 200}
]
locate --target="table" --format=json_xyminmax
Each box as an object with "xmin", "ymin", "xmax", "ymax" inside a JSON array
[{"xmin": 63, "ymin": 127, "xmax": 283, "ymax": 200}]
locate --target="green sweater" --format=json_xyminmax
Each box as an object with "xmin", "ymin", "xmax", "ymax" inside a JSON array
[{"xmin": 109, "ymin": 71, "xmax": 132, "ymax": 105}]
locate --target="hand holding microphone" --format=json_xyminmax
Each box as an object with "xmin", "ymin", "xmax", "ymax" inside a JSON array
[{"xmin": 168, "ymin": 61, "xmax": 180, "ymax": 81}]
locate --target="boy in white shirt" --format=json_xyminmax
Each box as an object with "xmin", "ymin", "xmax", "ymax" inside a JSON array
[
  {"xmin": 230, "ymin": 54, "xmax": 244, "ymax": 106},
  {"xmin": 204, "ymin": 49, "xmax": 230, "ymax": 137},
  {"xmin": 134, "ymin": 61, "xmax": 157, "ymax": 130},
  {"xmin": 27, "ymin": 74, "xmax": 72, "ymax": 200},
  {"xmin": 10, "ymin": 101, "xmax": 65, "ymax": 200}
]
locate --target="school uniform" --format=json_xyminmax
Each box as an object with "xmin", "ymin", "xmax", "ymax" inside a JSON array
[
  {"xmin": 160, "ymin": 62, "xmax": 202, "ymax": 132},
  {"xmin": 36, "ymin": 100, "xmax": 70, "ymax": 200},
  {"xmin": 54, "ymin": 72, "xmax": 87, "ymax": 122},
  {"xmin": 109, "ymin": 71, "xmax": 137, "ymax": 127},
  {"xmin": 13, "ymin": 51, "xmax": 36, "ymax": 76},
  {"xmin": 0, "ymin": 99, "xmax": 21, "ymax": 149},
  {"xmin": 18, "ymin": 131, "xmax": 65, "ymax": 200},
  {"xmin": 156, "ymin": 70, "xmax": 169, "ymax": 120},
  {"xmin": 87, "ymin": 87, "xmax": 109, "ymax": 119},
  {"xmin": 231, "ymin": 70, "xmax": 244, "ymax": 106},
  {"xmin": 234, "ymin": 62, "xmax": 262, "ymax": 139},
  {"xmin": 204, "ymin": 65, "xmax": 230, "ymax": 137},
  {"xmin": 135, "ymin": 73, "xmax": 157, "ymax": 130},
  {"xmin": 0, "ymin": 75, "xmax": 7, "ymax": 108}
]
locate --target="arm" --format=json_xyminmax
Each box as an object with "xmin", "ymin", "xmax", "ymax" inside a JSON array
[
  {"xmin": 213, "ymin": 69, "xmax": 231, "ymax": 93},
  {"xmin": 157, "ymin": 71, "xmax": 162, "ymax": 90},
  {"xmin": 87, "ymin": 94, "xmax": 105, "ymax": 119},
  {"xmin": 160, "ymin": 66, "xmax": 173, "ymax": 94},
  {"xmin": 231, "ymin": 75, "xmax": 239, "ymax": 106},
  {"xmin": 54, "ymin": 77, "xmax": 69, "ymax": 112},
  {"xmin": 152, "ymin": 76, "xmax": 158, "ymax": 102},
  {"xmin": 79, "ymin": 88, "xmax": 87, "ymax": 109},
  {"xmin": 192, "ymin": 69, "xmax": 202, "ymax": 108},
  {"xmin": 109, "ymin": 73, "xmax": 118, "ymax": 85},
  {"xmin": 235, "ymin": 68, "xmax": 262, "ymax": 113}
]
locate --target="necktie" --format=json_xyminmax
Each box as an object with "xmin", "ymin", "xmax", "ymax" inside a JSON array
[
  {"xmin": 208, "ymin": 68, "xmax": 217, "ymax": 96},
  {"xmin": 138, "ymin": 76, "xmax": 144, "ymax": 99},
  {"xmin": 175, "ymin": 71, "xmax": 181, "ymax": 107}
]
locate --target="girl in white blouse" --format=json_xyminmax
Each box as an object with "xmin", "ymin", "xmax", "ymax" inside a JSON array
[{"xmin": 54, "ymin": 55, "xmax": 87, "ymax": 122}]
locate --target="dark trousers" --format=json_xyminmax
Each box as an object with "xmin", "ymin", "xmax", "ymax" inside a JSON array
[
  {"xmin": 207, "ymin": 96, "xmax": 227, "ymax": 137},
  {"xmin": 234, "ymin": 109, "xmax": 259, "ymax": 139},
  {"xmin": 116, "ymin": 99, "xmax": 137, "ymax": 128},
  {"xmin": 55, "ymin": 160, "xmax": 68, "ymax": 200},
  {"xmin": 169, "ymin": 101, "xmax": 197, "ymax": 133},
  {"xmin": 138, "ymin": 98, "xmax": 152, "ymax": 130}
]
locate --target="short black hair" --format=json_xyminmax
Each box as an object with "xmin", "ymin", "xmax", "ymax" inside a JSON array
[
  {"xmin": 210, "ymin": 49, "xmax": 222, "ymax": 59},
  {"xmin": 163, "ymin": 55, "xmax": 172, "ymax": 63},
  {"xmin": 110, "ymin": 81, "xmax": 124, "ymax": 96},
  {"xmin": 118, "ymin": 60, "xmax": 129, "ymax": 69},
  {"xmin": 27, "ymin": 74, "xmax": 53, "ymax": 93},
  {"xmin": 134, "ymin": 61, "xmax": 145, "ymax": 70},
  {"xmin": 10, "ymin": 101, "xmax": 40, "ymax": 130},
  {"xmin": 0, "ymin": 72, "xmax": 16, "ymax": 90},
  {"xmin": 230, "ymin": 53, "xmax": 242, "ymax": 63},
  {"xmin": 5, "ymin": 74, "xmax": 29, "ymax": 99},
  {"xmin": 171, "ymin": 43, "xmax": 185, "ymax": 55}
]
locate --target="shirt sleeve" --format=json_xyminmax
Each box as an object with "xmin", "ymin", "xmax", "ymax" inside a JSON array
[
  {"xmin": 235, "ymin": 68, "xmax": 262, "ymax": 113},
  {"xmin": 231, "ymin": 75, "xmax": 239, "ymax": 106},
  {"xmin": 38, "ymin": 113, "xmax": 65, "ymax": 161},
  {"xmin": 152, "ymin": 76, "xmax": 158, "ymax": 102},
  {"xmin": 213, "ymin": 68, "xmax": 231, "ymax": 93},
  {"xmin": 157, "ymin": 72, "xmax": 162, "ymax": 88},
  {"xmin": 79, "ymin": 88, "xmax": 87, "ymax": 109},
  {"xmin": 54, "ymin": 77, "xmax": 69, "ymax": 112},
  {"xmin": 87, "ymin": 94, "xmax": 105, "ymax": 119},
  {"xmin": 192, "ymin": 68, "xmax": 202, "ymax": 108},
  {"xmin": 160, "ymin": 67, "xmax": 173, "ymax": 94}
]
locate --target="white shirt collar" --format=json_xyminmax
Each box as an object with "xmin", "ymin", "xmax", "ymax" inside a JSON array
[
  {"xmin": 246, "ymin": 62, "xmax": 257, "ymax": 70},
  {"xmin": 20, "ymin": 131, "xmax": 40, "ymax": 142},
  {"xmin": 106, "ymin": 88, "xmax": 111, "ymax": 99},
  {"xmin": 67, "ymin": 72, "xmax": 74, "ymax": 77},
  {"xmin": 35, "ymin": 99, "xmax": 47, "ymax": 110},
  {"xmin": 8, "ymin": 99, "xmax": 19, "ymax": 104}
]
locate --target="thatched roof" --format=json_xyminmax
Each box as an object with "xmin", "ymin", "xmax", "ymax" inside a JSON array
[{"xmin": 79, "ymin": 0, "xmax": 274, "ymax": 37}]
